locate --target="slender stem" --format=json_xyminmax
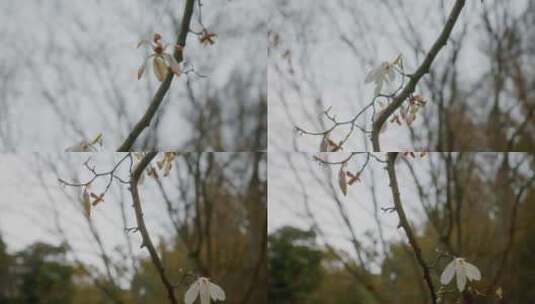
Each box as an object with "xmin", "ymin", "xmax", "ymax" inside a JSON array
[
  {"xmin": 386, "ymin": 152, "xmax": 437, "ymax": 304},
  {"xmin": 130, "ymin": 152, "xmax": 178, "ymax": 304},
  {"xmin": 372, "ymin": 0, "xmax": 466, "ymax": 151}
]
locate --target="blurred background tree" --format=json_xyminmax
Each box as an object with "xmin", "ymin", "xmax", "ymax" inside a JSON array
[
  {"xmin": 268, "ymin": 226, "xmax": 323, "ymax": 303},
  {"xmin": 0, "ymin": 240, "xmax": 74, "ymax": 304},
  {"xmin": 269, "ymin": 152, "xmax": 535, "ymax": 304}
]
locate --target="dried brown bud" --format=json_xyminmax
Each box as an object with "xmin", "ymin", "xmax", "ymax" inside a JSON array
[{"xmin": 153, "ymin": 33, "xmax": 162, "ymax": 43}]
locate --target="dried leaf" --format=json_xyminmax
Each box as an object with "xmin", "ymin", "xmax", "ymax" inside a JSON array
[
  {"xmin": 320, "ymin": 136, "xmax": 329, "ymax": 152},
  {"xmin": 137, "ymin": 62, "xmax": 146, "ymax": 80},
  {"xmin": 153, "ymin": 56, "xmax": 168, "ymax": 81},
  {"xmin": 83, "ymin": 190, "xmax": 91, "ymax": 218},
  {"xmin": 338, "ymin": 166, "xmax": 347, "ymax": 196}
]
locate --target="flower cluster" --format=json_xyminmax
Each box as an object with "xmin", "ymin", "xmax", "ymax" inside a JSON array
[
  {"xmin": 390, "ymin": 94, "xmax": 427, "ymax": 126},
  {"xmin": 137, "ymin": 33, "xmax": 182, "ymax": 82},
  {"xmin": 147, "ymin": 152, "xmax": 177, "ymax": 179}
]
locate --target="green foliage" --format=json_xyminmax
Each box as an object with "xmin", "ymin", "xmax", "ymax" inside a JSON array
[
  {"xmin": 0, "ymin": 240, "xmax": 75, "ymax": 304},
  {"xmin": 0, "ymin": 235, "xmax": 15, "ymax": 303},
  {"xmin": 16, "ymin": 242, "xmax": 74, "ymax": 304},
  {"xmin": 310, "ymin": 253, "xmax": 368, "ymax": 304},
  {"xmin": 268, "ymin": 226, "xmax": 323, "ymax": 303}
]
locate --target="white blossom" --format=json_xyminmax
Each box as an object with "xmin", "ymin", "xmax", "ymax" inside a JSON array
[
  {"xmin": 185, "ymin": 277, "xmax": 225, "ymax": 304},
  {"xmin": 365, "ymin": 62, "xmax": 396, "ymax": 96},
  {"xmin": 365, "ymin": 55, "xmax": 402, "ymax": 96},
  {"xmin": 440, "ymin": 257, "xmax": 481, "ymax": 292}
]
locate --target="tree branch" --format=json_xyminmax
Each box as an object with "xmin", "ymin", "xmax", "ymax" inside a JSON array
[
  {"xmin": 117, "ymin": 0, "xmax": 195, "ymax": 151},
  {"xmin": 372, "ymin": 0, "xmax": 466, "ymax": 151},
  {"xmin": 130, "ymin": 152, "xmax": 178, "ymax": 304},
  {"xmin": 487, "ymin": 163, "xmax": 535, "ymax": 292},
  {"xmin": 386, "ymin": 152, "xmax": 437, "ymax": 304}
]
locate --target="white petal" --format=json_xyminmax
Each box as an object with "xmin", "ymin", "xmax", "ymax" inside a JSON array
[
  {"xmin": 208, "ymin": 282, "xmax": 226, "ymax": 301},
  {"xmin": 383, "ymin": 78, "xmax": 393, "ymax": 93},
  {"xmin": 464, "ymin": 262, "xmax": 481, "ymax": 281},
  {"xmin": 365, "ymin": 66, "xmax": 381, "ymax": 84},
  {"xmin": 440, "ymin": 259, "xmax": 456, "ymax": 285},
  {"xmin": 200, "ymin": 281, "xmax": 210, "ymax": 304},
  {"xmin": 387, "ymin": 66, "xmax": 396, "ymax": 82},
  {"xmin": 184, "ymin": 282, "xmax": 200, "ymax": 304},
  {"xmin": 374, "ymin": 79, "xmax": 383, "ymax": 96},
  {"xmin": 456, "ymin": 260, "xmax": 467, "ymax": 291},
  {"xmin": 138, "ymin": 54, "xmax": 155, "ymax": 80}
]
